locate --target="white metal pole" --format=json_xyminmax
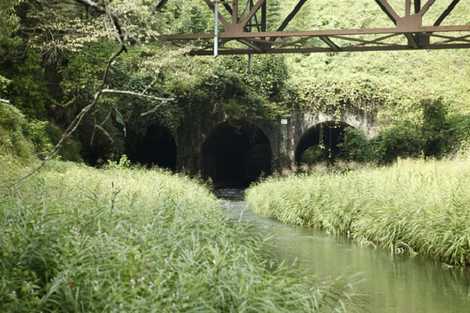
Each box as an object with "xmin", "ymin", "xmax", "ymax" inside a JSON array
[{"xmin": 214, "ymin": 0, "xmax": 219, "ymax": 57}]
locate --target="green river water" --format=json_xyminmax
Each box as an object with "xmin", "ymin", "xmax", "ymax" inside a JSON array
[{"xmin": 221, "ymin": 196, "xmax": 470, "ymax": 313}]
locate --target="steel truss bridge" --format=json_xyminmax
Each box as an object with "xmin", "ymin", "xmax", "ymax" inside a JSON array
[{"xmin": 158, "ymin": 0, "xmax": 470, "ymax": 55}]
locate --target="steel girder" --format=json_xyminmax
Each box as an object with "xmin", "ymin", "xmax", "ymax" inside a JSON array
[{"xmin": 159, "ymin": 0, "xmax": 470, "ymax": 55}]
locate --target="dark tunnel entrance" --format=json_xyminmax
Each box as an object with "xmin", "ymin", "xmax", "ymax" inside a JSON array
[
  {"xmin": 295, "ymin": 121, "xmax": 352, "ymax": 165},
  {"xmin": 202, "ymin": 122, "xmax": 272, "ymax": 188},
  {"xmin": 126, "ymin": 124, "xmax": 177, "ymax": 170}
]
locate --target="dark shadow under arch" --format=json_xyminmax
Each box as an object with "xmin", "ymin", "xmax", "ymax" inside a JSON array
[
  {"xmin": 126, "ymin": 124, "xmax": 177, "ymax": 170},
  {"xmin": 295, "ymin": 121, "xmax": 353, "ymax": 165},
  {"xmin": 202, "ymin": 122, "xmax": 272, "ymax": 188}
]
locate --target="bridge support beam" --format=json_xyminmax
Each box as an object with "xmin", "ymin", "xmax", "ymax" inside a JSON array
[{"xmin": 160, "ymin": 0, "xmax": 470, "ymax": 55}]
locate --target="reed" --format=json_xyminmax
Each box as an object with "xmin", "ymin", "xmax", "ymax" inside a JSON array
[
  {"xmin": 247, "ymin": 157, "xmax": 470, "ymax": 267},
  {"xmin": 0, "ymin": 158, "xmax": 355, "ymax": 312}
]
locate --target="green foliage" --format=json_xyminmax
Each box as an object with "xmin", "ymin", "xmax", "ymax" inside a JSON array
[
  {"xmin": 0, "ymin": 0, "xmax": 21, "ymax": 48},
  {"xmin": 0, "ymin": 102, "xmax": 34, "ymax": 159},
  {"xmin": 0, "ymin": 0, "xmax": 22, "ymax": 103},
  {"xmin": 301, "ymin": 146, "xmax": 327, "ymax": 164},
  {"xmin": 372, "ymin": 121, "xmax": 424, "ymax": 163},
  {"xmin": 247, "ymin": 158, "xmax": 470, "ymax": 266},
  {"xmin": 339, "ymin": 128, "xmax": 372, "ymax": 162},
  {"xmin": 0, "ymin": 162, "xmax": 355, "ymax": 312},
  {"xmin": 0, "ymin": 76, "xmax": 10, "ymax": 97},
  {"xmin": 46, "ymin": 124, "xmax": 82, "ymax": 162},
  {"xmin": 106, "ymin": 154, "xmax": 131, "ymax": 169},
  {"xmin": 421, "ymin": 98, "xmax": 451, "ymax": 157},
  {"xmin": 222, "ymin": 55, "xmax": 289, "ymax": 101},
  {"xmin": 448, "ymin": 115, "xmax": 470, "ymax": 155},
  {"xmin": 2, "ymin": 0, "xmax": 469, "ymax": 164},
  {"xmin": 290, "ymin": 78, "xmax": 385, "ymax": 118},
  {"xmin": 23, "ymin": 120, "xmax": 54, "ymax": 156},
  {"xmin": 193, "ymin": 70, "xmax": 268, "ymax": 119},
  {"xmin": 267, "ymin": 0, "xmax": 282, "ymax": 30},
  {"xmin": 3, "ymin": 50, "xmax": 51, "ymax": 119},
  {"xmin": 0, "ymin": 102, "xmax": 80, "ymax": 161}
]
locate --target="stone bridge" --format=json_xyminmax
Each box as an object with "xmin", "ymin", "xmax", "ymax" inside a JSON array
[{"xmin": 127, "ymin": 108, "xmax": 376, "ymax": 188}]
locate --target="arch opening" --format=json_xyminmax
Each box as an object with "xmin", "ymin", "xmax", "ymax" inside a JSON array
[
  {"xmin": 126, "ymin": 124, "xmax": 177, "ymax": 170},
  {"xmin": 295, "ymin": 121, "xmax": 353, "ymax": 165},
  {"xmin": 202, "ymin": 122, "xmax": 272, "ymax": 189}
]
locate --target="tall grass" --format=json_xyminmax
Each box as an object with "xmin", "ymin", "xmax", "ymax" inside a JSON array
[
  {"xmin": 247, "ymin": 157, "xmax": 470, "ymax": 267},
  {"xmin": 0, "ymin": 157, "xmax": 356, "ymax": 312}
]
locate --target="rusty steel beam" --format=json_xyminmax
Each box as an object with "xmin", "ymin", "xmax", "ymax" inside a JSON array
[
  {"xmin": 260, "ymin": 0, "xmax": 267, "ymax": 32},
  {"xmin": 320, "ymin": 36, "xmax": 341, "ymax": 51},
  {"xmin": 277, "ymin": 0, "xmax": 309, "ymax": 32},
  {"xmin": 375, "ymin": 0, "xmax": 400, "ymax": 25},
  {"xmin": 419, "ymin": 0, "xmax": 436, "ymax": 16},
  {"xmin": 240, "ymin": 0, "xmax": 265, "ymax": 27},
  {"xmin": 432, "ymin": 34, "xmax": 470, "ymax": 45},
  {"xmin": 223, "ymin": 1, "xmax": 233, "ymax": 16},
  {"xmin": 434, "ymin": 0, "xmax": 461, "ymax": 26},
  {"xmin": 348, "ymin": 33, "xmax": 401, "ymax": 47},
  {"xmin": 164, "ymin": 25, "xmax": 470, "ymax": 40},
  {"xmin": 230, "ymin": 0, "xmax": 237, "ymax": 22},
  {"xmin": 405, "ymin": 0, "xmax": 411, "ymax": 16},
  {"xmin": 160, "ymin": 0, "xmax": 470, "ymax": 56},
  {"xmin": 203, "ymin": 0, "xmax": 228, "ymax": 26},
  {"xmin": 414, "ymin": 0, "xmax": 421, "ymax": 13},
  {"xmin": 190, "ymin": 43, "xmax": 470, "ymax": 56}
]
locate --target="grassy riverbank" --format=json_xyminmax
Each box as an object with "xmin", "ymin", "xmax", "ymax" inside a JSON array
[
  {"xmin": 0, "ymin": 158, "xmax": 356, "ymax": 313},
  {"xmin": 247, "ymin": 158, "xmax": 470, "ymax": 267}
]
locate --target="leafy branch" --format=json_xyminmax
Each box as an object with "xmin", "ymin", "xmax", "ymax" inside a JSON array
[{"xmin": 8, "ymin": 0, "xmax": 173, "ymax": 188}]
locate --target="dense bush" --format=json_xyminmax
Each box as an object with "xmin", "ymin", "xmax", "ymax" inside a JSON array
[
  {"xmin": 0, "ymin": 102, "xmax": 34, "ymax": 159},
  {"xmin": 421, "ymin": 98, "xmax": 451, "ymax": 157},
  {"xmin": 338, "ymin": 128, "xmax": 372, "ymax": 163},
  {"xmin": 371, "ymin": 121, "xmax": 425, "ymax": 163},
  {"xmin": 301, "ymin": 146, "xmax": 328, "ymax": 164},
  {"xmin": 0, "ymin": 102, "xmax": 81, "ymax": 161},
  {"xmin": 0, "ymin": 162, "xmax": 355, "ymax": 312},
  {"xmin": 448, "ymin": 114, "xmax": 470, "ymax": 155}
]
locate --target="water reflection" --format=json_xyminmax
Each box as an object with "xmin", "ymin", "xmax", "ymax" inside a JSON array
[{"xmin": 221, "ymin": 199, "xmax": 470, "ymax": 313}]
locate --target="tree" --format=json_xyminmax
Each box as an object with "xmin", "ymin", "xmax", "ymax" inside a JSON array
[
  {"xmin": 0, "ymin": 0, "xmax": 22, "ymax": 101},
  {"xmin": 422, "ymin": 98, "xmax": 450, "ymax": 158}
]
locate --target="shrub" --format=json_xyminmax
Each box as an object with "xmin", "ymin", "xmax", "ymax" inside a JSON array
[
  {"xmin": 338, "ymin": 128, "xmax": 372, "ymax": 162},
  {"xmin": 45, "ymin": 123, "xmax": 82, "ymax": 162},
  {"xmin": 301, "ymin": 145, "xmax": 328, "ymax": 164},
  {"xmin": 421, "ymin": 98, "xmax": 451, "ymax": 157},
  {"xmin": 371, "ymin": 121, "xmax": 424, "ymax": 163},
  {"xmin": 448, "ymin": 114, "xmax": 470, "ymax": 156},
  {"xmin": 0, "ymin": 102, "xmax": 34, "ymax": 159},
  {"xmin": 0, "ymin": 102, "xmax": 81, "ymax": 161}
]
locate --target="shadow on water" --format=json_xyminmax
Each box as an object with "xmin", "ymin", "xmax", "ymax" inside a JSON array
[{"xmin": 217, "ymin": 189, "xmax": 470, "ymax": 313}]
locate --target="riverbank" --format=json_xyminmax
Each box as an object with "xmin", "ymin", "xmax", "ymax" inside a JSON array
[
  {"xmin": 246, "ymin": 158, "xmax": 470, "ymax": 267},
  {"xmin": 0, "ymin": 157, "xmax": 355, "ymax": 312}
]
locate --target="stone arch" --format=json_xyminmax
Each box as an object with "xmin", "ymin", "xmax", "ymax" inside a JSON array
[
  {"xmin": 201, "ymin": 121, "xmax": 272, "ymax": 188},
  {"xmin": 302, "ymin": 111, "xmax": 374, "ymax": 137},
  {"xmin": 295, "ymin": 120, "xmax": 355, "ymax": 165},
  {"xmin": 126, "ymin": 123, "xmax": 177, "ymax": 170},
  {"xmin": 289, "ymin": 111, "xmax": 376, "ymax": 165}
]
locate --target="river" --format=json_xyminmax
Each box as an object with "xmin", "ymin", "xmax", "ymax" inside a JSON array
[{"xmin": 219, "ymin": 190, "xmax": 470, "ymax": 313}]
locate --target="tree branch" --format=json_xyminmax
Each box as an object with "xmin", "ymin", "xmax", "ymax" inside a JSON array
[
  {"xmin": 4, "ymin": 0, "xmax": 174, "ymax": 190},
  {"xmin": 74, "ymin": 0, "xmax": 106, "ymax": 14},
  {"xmin": 101, "ymin": 89, "xmax": 174, "ymax": 102},
  {"xmin": 155, "ymin": 0, "xmax": 170, "ymax": 12}
]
